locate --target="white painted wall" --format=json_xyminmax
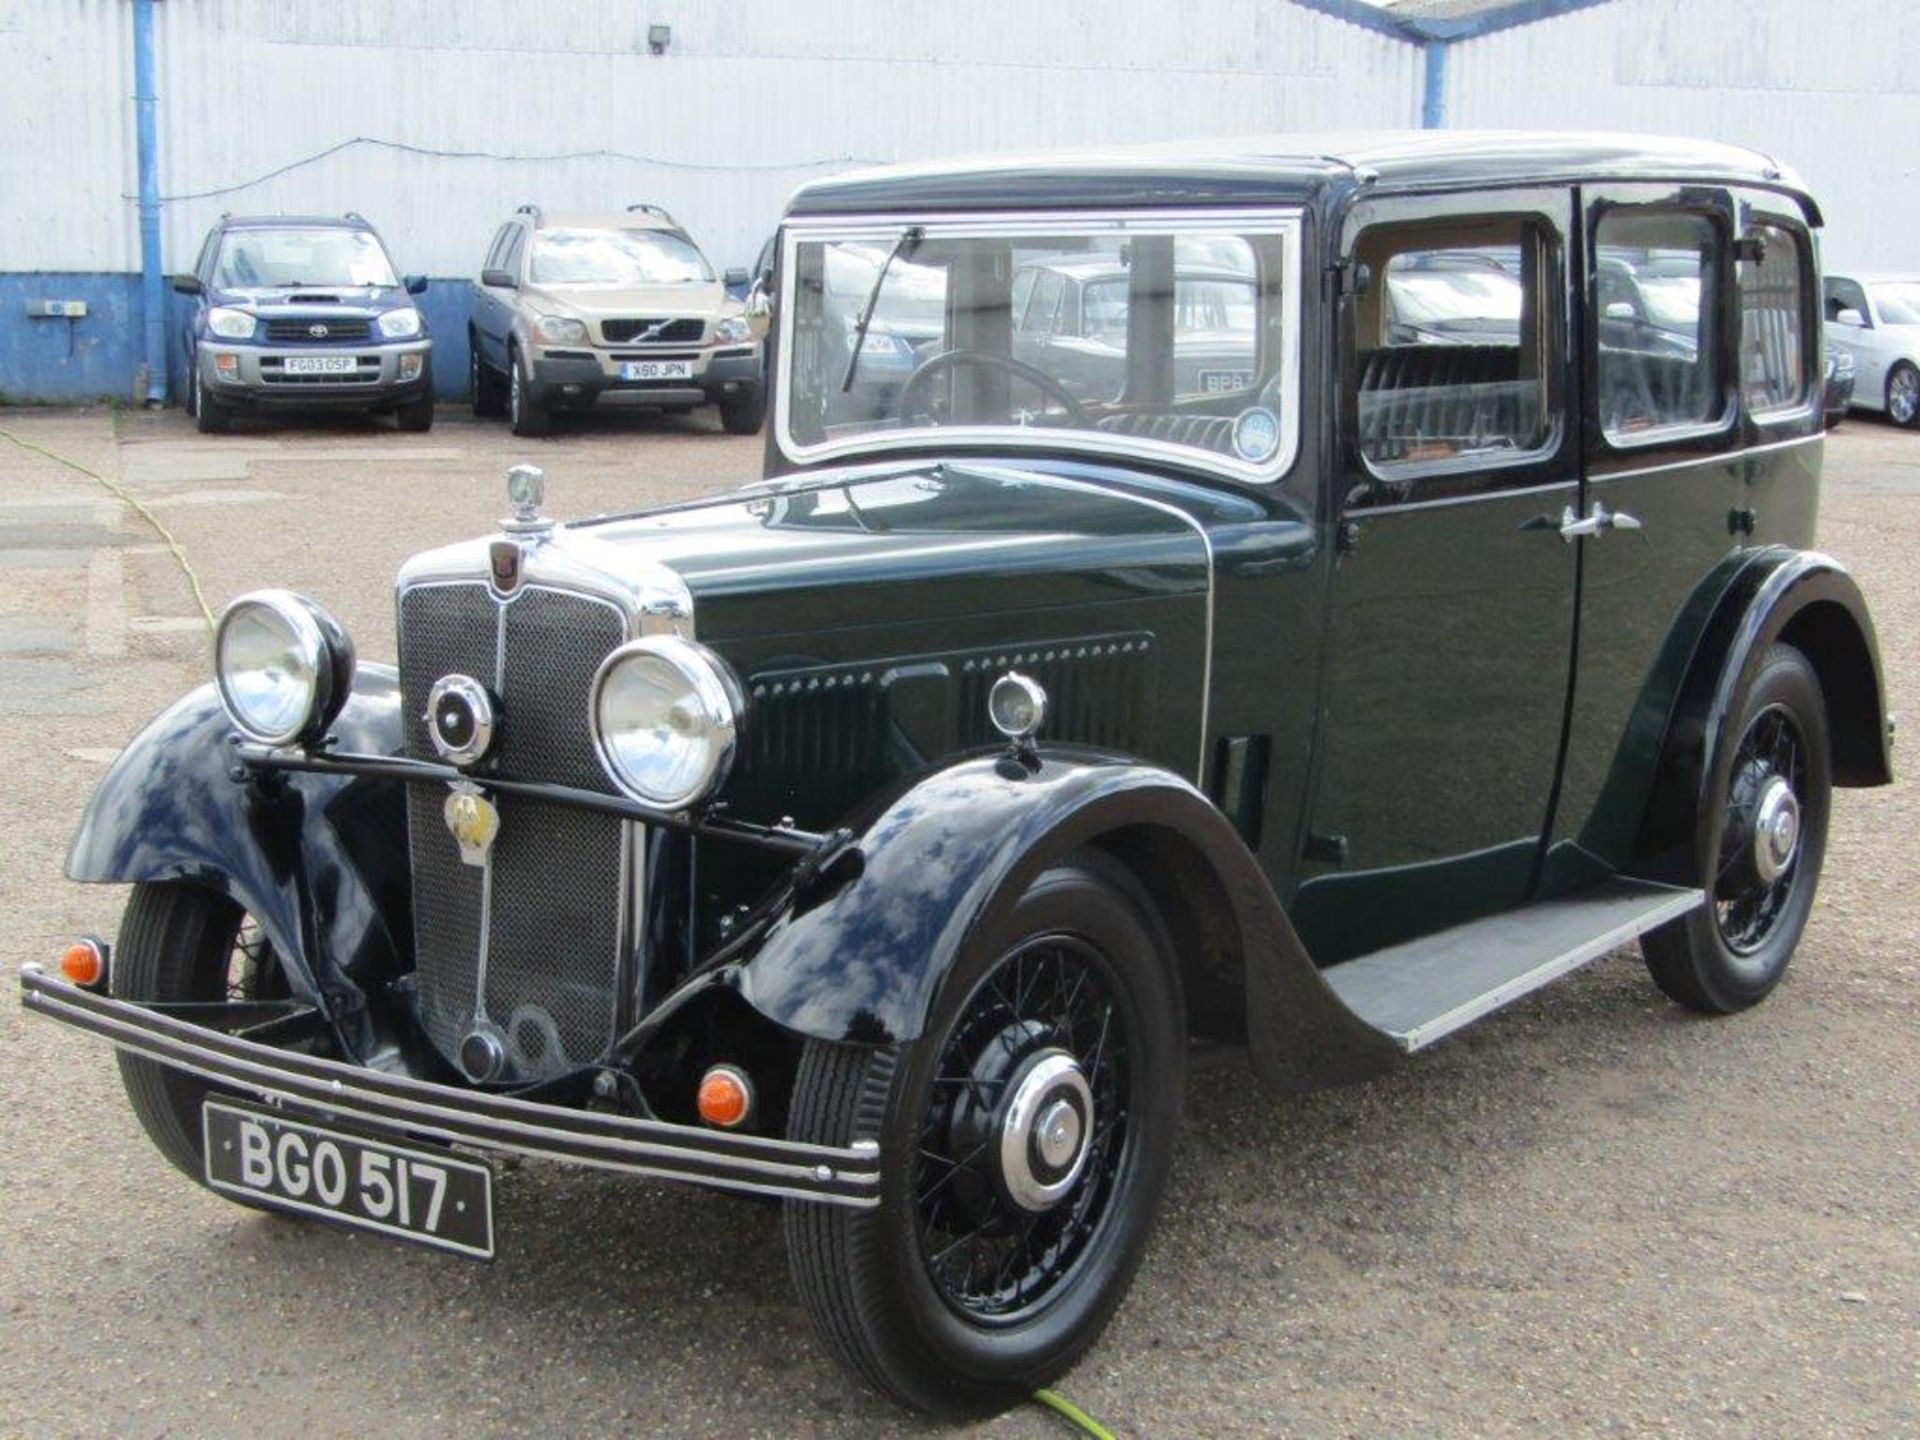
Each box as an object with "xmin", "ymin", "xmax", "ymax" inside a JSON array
[
  {"xmin": 1, "ymin": 0, "xmax": 1417, "ymax": 278},
  {"xmin": 1445, "ymin": 0, "xmax": 1920, "ymax": 270}
]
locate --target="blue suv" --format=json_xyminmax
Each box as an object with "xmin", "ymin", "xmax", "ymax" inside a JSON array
[{"xmin": 172, "ymin": 213, "xmax": 434, "ymax": 433}]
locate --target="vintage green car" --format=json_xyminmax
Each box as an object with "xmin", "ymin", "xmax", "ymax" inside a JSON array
[{"xmin": 25, "ymin": 133, "xmax": 1893, "ymax": 1416}]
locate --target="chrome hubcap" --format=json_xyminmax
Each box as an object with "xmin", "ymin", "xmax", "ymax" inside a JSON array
[
  {"xmin": 1751, "ymin": 775, "xmax": 1800, "ymax": 884},
  {"xmin": 997, "ymin": 1049, "xmax": 1093, "ymax": 1212}
]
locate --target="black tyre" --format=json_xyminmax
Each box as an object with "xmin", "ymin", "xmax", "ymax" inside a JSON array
[
  {"xmin": 508, "ymin": 346, "xmax": 551, "ymax": 438},
  {"xmin": 470, "ymin": 335, "xmax": 506, "ymax": 418},
  {"xmin": 1643, "ymin": 643, "xmax": 1832, "ymax": 1013},
  {"xmin": 113, "ymin": 882, "xmax": 288, "ymax": 1187},
  {"xmin": 1887, "ymin": 361, "xmax": 1919, "ymax": 429},
  {"xmin": 719, "ymin": 386, "xmax": 767, "ymax": 436},
  {"xmin": 396, "ymin": 394, "xmax": 435, "ymax": 433},
  {"xmin": 193, "ymin": 368, "xmax": 231, "ymax": 434},
  {"xmin": 784, "ymin": 854, "xmax": 1184, "ymax": 1416}
]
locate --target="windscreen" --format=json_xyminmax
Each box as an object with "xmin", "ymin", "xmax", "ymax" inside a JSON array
[
  {"xmin": 779, "ymin": 216, "xmax": 1299, "ymax": 480},
  {"xmin": 213, "ymin": 229, "xmax": 398, "ymax": 289},
  {"xmin": 530, "ymin": 229, "xmax": 715, "ymax": 286}
]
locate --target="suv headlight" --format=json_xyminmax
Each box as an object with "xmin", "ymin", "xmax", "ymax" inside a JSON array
[
  {"xmin": 533, "ymin": 313, "xmax": 589, "ymax": 345},
  {"xmin": 214, "ymin": 590, "xmax": 355, "ymax": 746},
  {"xmin": 713, "ymin": 316, "xmax": 752, "ymax": 345},
  {"xmin": 377, "ymin": 307, "xmax": 423, "ymax": 339},
  {"xmin": 206, "ymin": 307, "xmax": 256, "ymax": 340},
  {"xmin": 590, "ymin": 637, "xmax": 741, "ymax": 810}
]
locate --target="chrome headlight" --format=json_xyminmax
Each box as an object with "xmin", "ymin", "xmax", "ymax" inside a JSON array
[
  {"xmin": 376, "ymin": 306, "xmax": 423, "ymax": 339},
  {"xmin": 206, "ymin": 307, "xmax": 256, "ymax": 339},
  {"xmin": 534, "ymin": 313, "xmax": 589, "ymax": 345},
  {"xmin": 590, "ymin": 637, "xmax": 741, "ymax": 810},
  {"xmin": 713, "ymin": 315, "xmax": 752, "ymax": 345},
  {"xmin": 214, "ymin": 590, "xmax": 355, "ymax": 745}
]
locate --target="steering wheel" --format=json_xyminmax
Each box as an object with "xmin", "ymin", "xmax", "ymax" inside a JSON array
[{"xmin": 896, "ymin": 350, "xmax": 1091, "ymax": 428}]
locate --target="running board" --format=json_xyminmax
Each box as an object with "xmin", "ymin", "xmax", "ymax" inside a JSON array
[{"xmin": 1320, "ymin": 878, "xmax": 1703, "ymax": 1053}]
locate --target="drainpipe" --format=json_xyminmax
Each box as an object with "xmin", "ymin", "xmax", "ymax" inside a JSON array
[
  {"xmin": 132, "ymin": 0, "xmax": 166, "ymax": 405},
  {"xmin": 1420, "ymin": 38, "xmax": 1448, "ymax": 129}
]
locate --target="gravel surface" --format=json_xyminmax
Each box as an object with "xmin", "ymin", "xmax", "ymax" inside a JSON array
[{"xmin": 0, "ymin": 405, "xmax": 1913, "ymax": 1439}]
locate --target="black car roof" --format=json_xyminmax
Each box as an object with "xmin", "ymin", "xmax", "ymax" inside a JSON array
[{"xmin": 787, "ymin": 130, "xmax": 1819, "ymax": 224}]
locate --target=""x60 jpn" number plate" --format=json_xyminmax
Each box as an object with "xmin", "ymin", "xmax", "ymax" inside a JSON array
[{"xmin": 203, "ymin": 1099, "xmax": 494, "ymax": 1258}]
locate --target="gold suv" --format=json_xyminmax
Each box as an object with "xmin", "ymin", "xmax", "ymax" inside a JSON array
[{"xmin": 469, "ymin": 204, "xmax": 763, "ymax": 436}]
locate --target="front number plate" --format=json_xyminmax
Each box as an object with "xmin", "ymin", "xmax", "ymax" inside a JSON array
[
  {"xmin": 282, "ymin": 355, "xmax": 358, "ymax": 374},
  {"xmin": 618, "ymin": 359, "xmax": 694, "ymax": 381},
  {"xmin": 203, "ymin": 1099, "xmax": 494, "ymax": 1258}
]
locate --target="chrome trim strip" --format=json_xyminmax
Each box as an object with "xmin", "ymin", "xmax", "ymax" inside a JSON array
[
  {"xmin": 1353, "ymin": 476, "xmax": 1578, "ymax": 519},
  {"xmin": 774, "ymin": 207, "xmax": 1306, "ymax": 488},
  {"xmin": 1591, "ymin": 428, "xmax": 1822, "ymax": 485},
  {"xmin": 21, "ymin": 968, "xmax": 880, "ymax": 1207}
]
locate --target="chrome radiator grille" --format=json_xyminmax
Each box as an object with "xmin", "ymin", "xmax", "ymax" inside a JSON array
[{"xmin": 399, "ymin": 582, "xmax": 630, "ymax": 1082}]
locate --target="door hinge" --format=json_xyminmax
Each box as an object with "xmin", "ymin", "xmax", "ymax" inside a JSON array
[
  {"xmin": 1728, "ymin": 506, "xmax": 1757, "ymax": 537},
  {"xmin": 1303, "ymin": 830, "xmax": 1350, "ymax": 867}
]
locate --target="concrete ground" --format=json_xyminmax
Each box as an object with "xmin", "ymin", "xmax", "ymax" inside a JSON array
[{"xmin": 0, "ymin": 403, "xmax": 1913, "ymax": 1439}]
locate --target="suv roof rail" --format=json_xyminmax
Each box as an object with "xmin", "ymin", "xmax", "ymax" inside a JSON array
[
  {"xmin": 515, "ymin": 203, "xmax": 542, "ymax": 221},
  {"xmin": 627, "ymin": 202, "xmax": 676, "ymax": 223}
]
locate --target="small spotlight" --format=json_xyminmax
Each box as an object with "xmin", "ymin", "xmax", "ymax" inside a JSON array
[
  {"xmin": 989, "ymin": 671, "xmax": 1048, "ymax": 742},
  {"xmin": 647, "ymin": 23, "xmax": 672, "ymax": 55}
]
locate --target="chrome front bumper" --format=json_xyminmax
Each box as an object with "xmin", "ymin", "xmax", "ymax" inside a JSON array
[{"xmin": 20, "ymin": 965, "xmax": 879, "ymax": 1207}]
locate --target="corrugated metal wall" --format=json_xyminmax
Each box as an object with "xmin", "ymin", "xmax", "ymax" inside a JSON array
[
  {"xmin": 1445, "ymin": 0, "xmax": 1920, "ymax": 269},
  {"xmin": 5, "ymin": 0, "xmax": 1417, "ymax": 279}
]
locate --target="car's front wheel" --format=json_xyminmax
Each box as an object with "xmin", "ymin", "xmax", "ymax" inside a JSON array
[
  {"xmin": 784, "ymin": 854, "xmax": 1184, "ymax": 1416},
  {"xmin": 1886, "ymin": 361, "xmax": 1919, "ymax": 428},
  {"xmin": 112, "ymin": 882, "xmax": 290, "ymax": 1192},
  {"xmin": 508, "ymin": 346, "xmax": 551, "ymax": 438},
  {"xmin": 1642, "ymin": 643, "xmax": 1832, "ymax": 1013},
  {"xmin": 719, "ymin": 386, "xmax": 767, "ymax": 436},
  {"xmin": 192, "ymin": 367, "xmax": 231, "ymax": 434},
  {"xmin": 470, "ymin": 335, "xmax": 506, "ymax": 418}
]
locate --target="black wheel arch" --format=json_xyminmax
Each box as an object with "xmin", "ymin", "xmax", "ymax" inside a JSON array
[{"xmin": 1632, "ymin": 548, "xmax": 1891, "ymax": 887}]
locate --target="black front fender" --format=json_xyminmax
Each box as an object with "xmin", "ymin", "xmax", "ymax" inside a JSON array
[
  {"xmin": 730, "ymin": 749, "xmax": 1403, "ymax": 1090},
  {"xmin": 66, "ymin": 666, "xmax": 411, "ymax": 1049}
]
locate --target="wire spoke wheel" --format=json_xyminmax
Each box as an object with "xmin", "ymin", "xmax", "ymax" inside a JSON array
[
  {"xmin": 1712, "ymin": 704, "xmax": 1807, "ymax": 955},
  {"xmin": 913, "ymin": 935, "xmax": 1131, "ymax": 1322}
]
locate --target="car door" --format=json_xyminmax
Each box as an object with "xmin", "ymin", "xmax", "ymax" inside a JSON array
[
  {"xmin": 1824, "ymin": 275, "xmax": 1882, "ymax": 401},
  {"xmin": 1290, "ymin": 189, "xmax": 1579, "ymax": 964},
  {"xmin": 1542, "ymin": 183, "xmax": 1747, "ymax": 888},
  {"xmin": 473, "ymin": 223, "xmax": 517, "ymax": 368}
]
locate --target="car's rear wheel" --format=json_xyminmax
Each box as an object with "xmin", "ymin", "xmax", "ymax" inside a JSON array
[
  {"xmin": 508, "ymin": 346, "xmax": 551, "ymax": 438},
  {"xmin": 1887, "ymin": 361, "xmax": 1919, "ymax": 428},
  {"xmin": 784, "ymin": 854, "xmax": 1183, "ymax": 1416},
  {"xmin": 719, "ymin": 386, "xmax": 766, "ymax": 436},
  {"xmin": 1642, "ymin": 643, "xmax": 1832, "ymax": 1013},
  {"xmin": 113, "ymin": 882, "xmax": 290, "ymax": 1192},
  {"xmin": 192, "ymin": 368, "xmax": 231, "ymax": 434},
  {"xmin": 470, "ymin": 335, "xmax": 506, "ymax": 418}
]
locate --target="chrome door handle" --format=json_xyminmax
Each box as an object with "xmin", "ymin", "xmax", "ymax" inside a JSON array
[{"xmin": 1558, "ymin": 502, "xmax": 1644, "ymax": 542}]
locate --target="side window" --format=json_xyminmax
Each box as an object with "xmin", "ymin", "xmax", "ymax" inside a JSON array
[
  {"xmin": 482, "ymin": 224, "xmax": 512, "ymax": 274},
  {"xmin": 1010, "ymin": 270, "xmax": 1036, "ymax": 328},
  {"xmin": 1019, "ymin": 270, "xmax": 1063, "ymax": 334},
  {"xmin": 1824, "ymin": 277, "xmax": 1869, "ymax": 324},
  {"xmin": 1594, "ymin": 210, "xmax": 1721, "ymax": 441},
  {"xmin": 1353, "ymin": 216, "xmax": 1557, "ymax": 474},
  {"xmin": 1739, "ymin": 224, "xmax": 1808, "ymax": 416},
  {"xmin": 501, "ymin": 225, "xmax": 529, "ymax": 279}
]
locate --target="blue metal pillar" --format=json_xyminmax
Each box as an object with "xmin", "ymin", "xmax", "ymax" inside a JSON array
[
  {"xmin": 1420, "ymin": 39, "xmax": 1448, "ymax": 129},
  {"xmin": 132, "ymin": 0, "xmax": 166, "ymax": 404}
]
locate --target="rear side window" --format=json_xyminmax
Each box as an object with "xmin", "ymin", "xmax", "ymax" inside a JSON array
[
  {"xmin": 1739, "ymin": 224, "xmax": 1808, "ymax": 415},
  {"xmin": 1595, "ymin": 211, "xmax": 1721, "ymax": 441},
  {"xmin": 1353, "ymin": 217, "xmax": 1557, "ymax": 474}
]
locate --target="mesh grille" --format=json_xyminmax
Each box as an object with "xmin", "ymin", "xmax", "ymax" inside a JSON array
[
  {"xmin": 264, "ymin": 317, "xmax": 373, "ymax": 342},
  {"xmin": 398, "ymin": 582, "xmax": 630, "ymax": 1081}
]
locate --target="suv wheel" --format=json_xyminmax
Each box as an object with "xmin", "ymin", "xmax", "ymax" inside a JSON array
[
  {"xmin": 396, "ymin": 394, "xmax": 435, "ymax": 433},
  {"xmin": 508, "ymin": 347, "xmax": 551, "ymax": 438},
  {"xmin": 470, "ymin": 335, "xmax": 506, "ymax": 418},
  {"xmin": 719, "ymin": 385, "xmax": 767, "ymax": 436},
  {"xmin": 193, "ymin": 368, "xmax": 231, "ymax": 435}
]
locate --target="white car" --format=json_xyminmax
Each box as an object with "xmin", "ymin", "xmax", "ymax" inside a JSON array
[{"xmin": 1823, "ymin": 272, "xmax": 1920, "ymax": 427}]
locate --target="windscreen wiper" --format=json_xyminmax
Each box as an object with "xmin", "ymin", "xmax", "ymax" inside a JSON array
[{"xmin": 840, "ymin": 224, "xmax": 925, "ymax": 394}]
